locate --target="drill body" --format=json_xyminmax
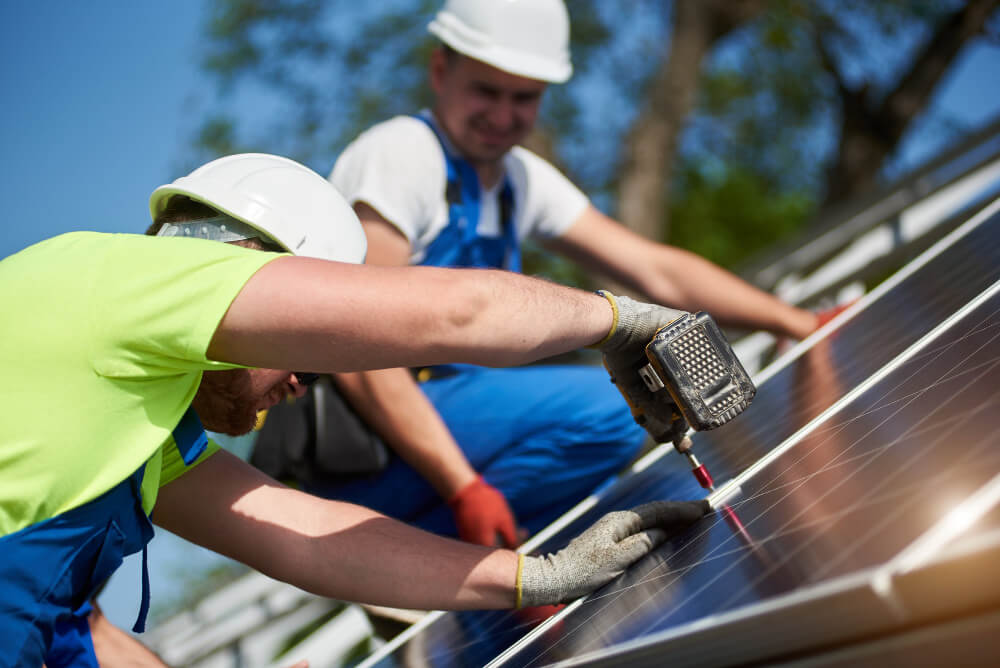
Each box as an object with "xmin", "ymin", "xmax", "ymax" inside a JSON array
[{"xmin": 637, "ymin": 312, "xmax": 756, "ymax": 488}]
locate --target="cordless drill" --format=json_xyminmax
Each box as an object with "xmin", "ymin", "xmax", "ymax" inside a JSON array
[{"xmin": 637, "ymin": 312, "xmax": 756, "ymax": 490}]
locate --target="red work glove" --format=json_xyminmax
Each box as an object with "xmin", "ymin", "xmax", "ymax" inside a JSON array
[
  {"xmin": 814, "ymin": 298, "xmax": 858, "ymax": 330},
  {"xmin": 778, "ymin": 298, "xmax": 860, "ymax": 355},
  {"xmin": 448, "ymin": 475, "xmax": 520, "ymax": 547}
]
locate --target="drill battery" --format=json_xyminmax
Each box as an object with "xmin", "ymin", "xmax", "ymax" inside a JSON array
[{"xmin": 639, "ymin": 312, "xmax": 756, "ymax": 431}]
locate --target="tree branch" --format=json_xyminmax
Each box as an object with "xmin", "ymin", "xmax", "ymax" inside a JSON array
[{"xmin": 878, "ymin": 0, "xmax": 1000, "ymax": 145}]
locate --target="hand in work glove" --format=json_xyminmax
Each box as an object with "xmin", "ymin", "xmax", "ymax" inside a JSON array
[
  {"xmin": 449, "ymin": 475, "xmax": 521, "ymax": 547},
  {"xmin": 516, "ymin": 500, "xmax": 711, "ymax": 608},
  {"xmin": 593, "ymin": 291, "xmax": 689, "ymax": 443}
]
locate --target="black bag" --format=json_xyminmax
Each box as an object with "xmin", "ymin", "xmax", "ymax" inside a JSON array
[{"xmin": 250, "ymin": 376, "xmax": 389, "ymax": 484}]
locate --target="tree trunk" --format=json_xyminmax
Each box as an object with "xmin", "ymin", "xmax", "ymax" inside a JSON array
[
  {"xmin": 823, "ymin": 0, "xmax": 999, "ymax": 206},
  {"xmin": 616, "ymin": 0, "xmax": 766, "ymax": 244}
]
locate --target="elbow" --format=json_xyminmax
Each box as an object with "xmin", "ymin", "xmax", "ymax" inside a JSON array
[{"xmin": 439, "ymin": 269, "xmax": 494, "ymax": 335}]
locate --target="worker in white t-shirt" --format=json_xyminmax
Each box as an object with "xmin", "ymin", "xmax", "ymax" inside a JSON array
[{"xmin": 306, "ymin": 0, "xmax": 836, "ymax": 548}]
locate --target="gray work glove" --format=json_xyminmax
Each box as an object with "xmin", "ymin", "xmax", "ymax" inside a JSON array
[
  {"xmin": 517, "ymin": 500, "xmax": 710, "ymax": 607},
  {"xmin": 594, "ymin": 291, "xmax": 689, "ymax": 443}
]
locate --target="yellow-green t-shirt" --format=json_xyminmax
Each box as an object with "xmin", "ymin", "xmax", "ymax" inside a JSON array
[{"xmin": 0, "ymin": 232, "xmax": 282, "ymax": 535}]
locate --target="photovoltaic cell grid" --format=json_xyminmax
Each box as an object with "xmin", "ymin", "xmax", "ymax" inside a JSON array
[
  {"xmin": 506, "ymin": 284, "xmax": 1000, "ymax": 667},
  {"xmin": 366, "ymin": 202, "xmax": 1000, "ymax": 668}
]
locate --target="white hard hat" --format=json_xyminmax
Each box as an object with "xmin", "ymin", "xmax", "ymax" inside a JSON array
[
  {"xmin": 149, "ymin": 153, "xmax": 367, "ymax": 264},
  {"xmin": 428, "ymin": 0, "xmax": 572, "ymax": 83}
]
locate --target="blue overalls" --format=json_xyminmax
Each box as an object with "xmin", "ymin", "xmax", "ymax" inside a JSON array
[
  {"xmin": 305, "ymin": 114, "xmax": 646, "ymax": 535},
  {"xmin": 0, "ymin": 408, "xmax": 208, "ymax": 667}
]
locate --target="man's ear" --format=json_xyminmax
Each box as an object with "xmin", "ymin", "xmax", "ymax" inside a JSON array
[{"xmin": 429, "ymin": 46, "xmax": 449, "ymax": 96}]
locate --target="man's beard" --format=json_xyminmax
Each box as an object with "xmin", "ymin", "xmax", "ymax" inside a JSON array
[{"xmin": 191, "ymin": 369, "xmax": 262, "ymax": 436}]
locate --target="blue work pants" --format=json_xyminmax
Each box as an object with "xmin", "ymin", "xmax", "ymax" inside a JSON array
[{"xmin": 307, "ymin": 364, "xmax": 647, "ymax": 536}]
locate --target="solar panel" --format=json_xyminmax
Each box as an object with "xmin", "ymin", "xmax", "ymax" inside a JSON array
[
  {"xmin": 361, "ymin": 200, "xmax": 1000, "ymax": 668},
  {"xmin": 501, "ymin": 282, "xmax": 1000, "ymax": 667}
]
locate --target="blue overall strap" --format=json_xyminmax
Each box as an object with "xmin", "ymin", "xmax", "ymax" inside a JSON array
[
  {"xmin": 133, "ymin": 546, "xmax": 151, "ymax": 632},
  {"xmin": 172, "ymin": 406, "xmax": 208, "ymax": 465},
  {"xmin": 499, "ymin": 178, "xmax": 520, "ymax": 272},
  {"xmin": 127, "ymin": 465, "xmax": 154, "ymax": 633},
  {"xmin": 412, "ymin": 114, "xmax": 520, "ymax": 271},
  {"xmin": 120, "ymin": 407, "xmax": 205, "ymax": 632}
]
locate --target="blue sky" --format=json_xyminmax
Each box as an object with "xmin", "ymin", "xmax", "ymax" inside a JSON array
[
  {"xmin": 0, "ymin": 2, "xmax": 209, "ymax": 260},
  {"xmin": 2, "ymin": 0, "xmax": 999, "ymax": 633}
]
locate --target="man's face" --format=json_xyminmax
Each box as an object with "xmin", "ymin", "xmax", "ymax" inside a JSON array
[
  {"xmin": 191, "ymin": 368, "xmax": 309, "ymax": 436},
  {"xmin": 430, "ymin": 49, "xmax": 547, "ymax": 166}
]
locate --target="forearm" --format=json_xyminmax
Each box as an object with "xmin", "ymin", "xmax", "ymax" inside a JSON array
[
  {"xmin": 88, "ymin": 603, "xmax": 168, "ymax": 667},
  {"xmin": 157, "ymin": 453, "xmax": 710, "ymax": 612},
  {"xmin": 155, "ymin": 451, "xmax": 518, "ymax": 610},
  {"xmin": 551, "ymin": 208, "xmax": 817, "ymax": 339},
  {"xmin": 334, "ymin": 368, "xmax": 476, "ymax": 498},
  {"xmin": 643, "ymin": 247, "xmax": 816, "ymax": 339},
  {"xmin": 253, "ymin": 494, "xmax": 517, "ymax": 610},
  {"xmin": 210, "ymin": 257, "xmax": 613, "ymax": 372},
  {"xmin": 294, "ymin": 500, "xmax": 517, "ymax": 609}
]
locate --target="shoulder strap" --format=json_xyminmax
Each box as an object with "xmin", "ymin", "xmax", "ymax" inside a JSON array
[
  {"xmin": 172, "ymin": 406, "xmax": 208, "ymax": 465},
  {"xmin": 412, "ymin": 113, "xmax": 520, "ymax": 271}
]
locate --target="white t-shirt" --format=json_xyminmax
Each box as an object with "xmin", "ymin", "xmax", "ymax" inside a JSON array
[{"xmin": 329, "ymin": 114, "xmax": 590, "ymax": 264}]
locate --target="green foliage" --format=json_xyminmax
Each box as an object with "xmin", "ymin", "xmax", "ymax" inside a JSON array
[
  {"xmin": 669, "ymin": 166, "xmax": 815, "ymax": 269},
  {"xmin": 683, "ymin": 0, "xmax": 963, "ymax": 196}
]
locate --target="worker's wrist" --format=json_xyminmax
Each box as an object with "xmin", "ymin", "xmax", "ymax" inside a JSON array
[
  {"xmin": 591, "ymin": 292, "xmax": 688, "ymax": 353},
  {"xmin": 785, "ymin": 307, "xmax": 819, "ymax": 340},
  {"xmin": 587, "ymin": 290, "xmax": 619, "ymax": 349},
  {"xmin": 514, "ymin": 553, "xmax": 526, "ymax": 608},
  {"xmin": 446, "ymin": 472, "xmax": 484, "ymax": 506}
]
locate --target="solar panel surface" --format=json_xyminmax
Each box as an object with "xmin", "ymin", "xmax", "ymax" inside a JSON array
[
  {"xmin": 364, "ymin": 202, "xmax": 1000, "ymax": 668},
  {"xmin": 503, "ymin": 283, "xmax": 1000, "ymax": 667}
]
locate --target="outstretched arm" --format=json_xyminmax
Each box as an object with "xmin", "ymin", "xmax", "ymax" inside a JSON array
[
  {"xmin": 155, "ymin": 450, "xmax": 518, "ymax": 610},
  {"xmin": 546, "ymin": 206, "xmax": 818, "ymax": 339},
  {"xmin": 208, "ymin": 255, "xmax": 613, "ymax": 373},
  {"xmin": 154, "ymin": 450, "xmax": 709, "ymax": 611}
]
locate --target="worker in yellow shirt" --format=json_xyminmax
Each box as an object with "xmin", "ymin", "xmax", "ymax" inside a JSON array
[{"xmin": 0, "ymin": 153, "xmax": 708, "ymax": 667}]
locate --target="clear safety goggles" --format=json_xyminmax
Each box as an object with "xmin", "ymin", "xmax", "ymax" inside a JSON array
[{"xmin": 156, "ymin": 216, "xmax": 274, "ymax": 245}]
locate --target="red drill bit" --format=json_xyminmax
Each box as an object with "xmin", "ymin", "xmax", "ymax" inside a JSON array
[{"xmin": 684, "ymin": 451, "xmax": 714, "ymax": 490}]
